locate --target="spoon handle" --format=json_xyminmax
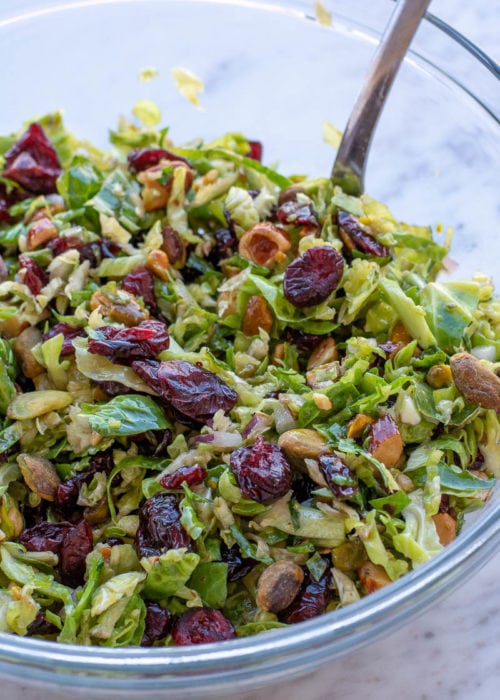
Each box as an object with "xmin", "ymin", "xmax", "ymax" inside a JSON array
[{"xmin": 331, "ymin": 0, "xmax": 432, "ymax": 194}]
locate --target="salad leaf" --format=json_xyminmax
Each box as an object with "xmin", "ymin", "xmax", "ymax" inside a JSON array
[
  {"xmin": 188, "ymin": 562, "xmax": 228, "ymax": 608},
  {"xmin": 141, "ymin": 549, "xmax": 200, "ymax": 600},
  {"xmin": 80, "ymin": 395, "xmax": 170, "ymax": 436}
]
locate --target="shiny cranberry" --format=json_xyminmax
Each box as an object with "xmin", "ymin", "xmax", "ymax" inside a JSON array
[
  {"xmin": 160, "ymin": 464, "xmax": 207, "ymax": 490},
  {"xmin": 337, "ymin": 211, "xmax": 390, "ymax": 258},
  {"xmin": 141, "ymin": 602, "xmax": 173, "ymax": 646},
  {"xmin": 284, "ymin": 247, "xmax": 344, "ymax": 308},
  {"xmin": 132, "ymin": 359, "xmax": 238, "ymax": 424},
  {"xmin": 220, "ymin": 543, "xmax": 256, "ymax": 582},
  {"xmin": 18, "ymin": 256, "xmax": 48, "ymax": 294},
  {"xmin": 134, "ymin": 493, "xmax": 191, "ymax": 558},
  {"xmin": 88, "ymin": 319, "xmax": 169, "ymax": 364},
  {"xmin": 127, "ymin": 147, "xmax": 188, "ymax": 173},
  {"xmin": 172, "ymin": 607, "xmax": 236, "ymax": 645},
  {"xmin": 318, "ymin": 454, "xmax": 358, "ymax": 498},
  {"xmin": 42, "ymin": 322, "xmax": 85, "ymax": 356},
  {"xmin": 122, "ymin": 264, "xmax": 158, "ymax": 315},
  {"xmin": 279, "ymin": 568, "xmax": 331, "ymax": 624},
  {"xmin": 247, "ymin": 141, "xmax": 263, "ymax": 162},
  {"xmin": 276, "ymin": 200, "xmax": 319, "ymax": 227},
  {"xmin": 208, "ymin": 228, "xmax": 238, "ymax": 266},
  {"xmin": 19, "ymin": 521, "xmax": 73, "ymax": 553},
  {"xmin": 229, "ymin": 435, "xmax": 293, "ymax": 504},
  {"xmin": 284, "ymin": 328, "xmax": 325, "ymax": 353},
  {"xmin": 3, "ymin": 123, "xmax": 61, "ymax": 194},
  {"xmin": 59, "ymin": 519, "xmax": 93, "ymax": 587},
  {"xmin": 27, "ymin": 611, "xmax": 59, "ymax": 637},
  {"xmin": 55, "ymin": 451, "xmax": 115, "ymax": 511}
]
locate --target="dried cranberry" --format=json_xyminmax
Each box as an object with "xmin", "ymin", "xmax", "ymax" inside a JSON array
[
  {"xmin": 293, "ymin": 475, "xmax": 315, "ymax": 504},
  {"xmin": 284, "ymin": 328, "xmax": 324, "ymax": 354},
  {"xmin": 247, "ymin": 141, "xmax": 263, "ymax": 162},
  {"xmin": 18, "ymin": 255, "xmax": 48, "ymax": 295},
  {"xmin": 27, "ymin": 611, "xmax": 59, "ymax": 637},
  {"xmin": 88, "ymin": 319, "xmax": 169, "ymax": 364},
  {"xmin": 141, "ymin": 602, "xmax": 173, "ymax": 646},
  {"xmin": 47, "ymin": 235, "xmax": 83, "ymax": 257},
  {"xmin": 134, "ymin": 493, "xmax": 191, "ymax": 558},
  {"xmin": 132, "ymin": 359, "xmax": 238, "ymax": 424},
  {"xmin": 230, "ymin": 435, "xmax": 293, "ymax": 504},
  {"xmin": 97, "ymin": 380, "xmax": 134, "ymax": 397},
  {"xmin": 284, "ymin": 247, "xmax": 344, "ymax": 308},
  {"xmin": 337, "ymin": 211, "xmax": 390, "ymax": 258},
  {"xmin": 134, "ymin": 428, "xmax": 173, "ymax": 457},
  {"xmin": 318, "ymin": 454, "xmax": 358, "ymax": 498},
  {"xmin": 59, "ymin": 519, "xmax": 93, "ymax": 587},
  {"xmin": 3, "ymin": 123, "xmax": 61, "ymax": 194},
  {"xmin": 208, "ymin": 228, "xmax": 238, "ymax": 266},
  {"xmin": 160, "ymin": 464, "xmax": 207, "ymax": 490},
  {"xmin": 55, "ymin": 451, "xmax": 115, "ymax": 512},
  {"xmin": 276, "ymin": 200, "xmax": 319, "ymax": 227},
  {"xmin": 122, "ymin": 265, "xmax": 158, "ymax": 315},
  {"xmin": 127, "ymin": 148, "xmax": 188, "ymax": 174},
  {"xmin": 0, "ymin": 182, "xmax": 27, "ymax": 223},
  {"xmin": 131, "ymin": 359, "xmax": 163, "ymax": 394},
  {"xmin": 42, "ymin": 322, "xmax": 85, "ymax": 356},
  {"xmin": 220, "ymin": 543, "xmax": 256, "ymax": 582},
  {"xmin": 19, "ymin": 521, "xmax": 73, "ymax": 553},
  {"xmin": 161, "ymin": 226, "xmax": 186, "ymax": 267},
  {"xmin": 279, "ymin": 568, "xmax": 331, "ymax": 624},
  {"xmin": 172, "ymin": 607, "xmax": 236, "ymax": 645}
]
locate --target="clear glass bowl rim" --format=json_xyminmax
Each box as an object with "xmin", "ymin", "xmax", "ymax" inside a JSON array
[{"xmin": 0, "ymin": 0, "xmax": 498, "ymax": 691}]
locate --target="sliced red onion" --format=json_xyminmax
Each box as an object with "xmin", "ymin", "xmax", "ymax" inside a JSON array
[{"xmin": 242, "ymin": 413, "xmax": 274, "ymax": 440}]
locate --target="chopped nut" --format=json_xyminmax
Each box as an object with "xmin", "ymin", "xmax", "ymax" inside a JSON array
[
  {"xmin": 7, "ymin": 390, "xmax": 73, "ymax": 420},
  {"xmin": 278, "ymin": 184, "xmax": 306, "ymax": 205},
  {"xmin": 238, "ymin": 222, "xmax": 291, "ymax": 267},
  {"xmin": 307, "ymin": 337, "xmax": 338, "ymax": 370},
  {"xmin": 146, "ymin": 249, "xmax": 170, "ymax": 281},
  {"xmin": 450, "ymin": 352, "xmax": 500, "ymax": 410},
  {"xmin": 278, "ymin": 428, "xmax": 328, "ymax": 461},
  {"xmin": 256, "ymin": 560, "xmax": 304, "ymax": 613},
  {"xmin": 138, "ymin": 161, "xmax": 193, "ymax": 212},
  {"xmin": 346, "ymin": 413, "xmax": 374, "ymax": 439},
  {"xmin": 368, "ymin": 414, "xmax": 404, "ymax": 468},
  {"xmin": 390, "ymin": 320, "xmax": 413, "ymax": 345},
  {"xmin": 271, "ymin": 343, "xmax": 285, "ymax": 365},
  {"xmin": 312, "ymin": 392, "xmax": 332, "ymax": 411},
  {"xmin": 242, "ymin": 295, "xmax": 273, "ymax": 336},
  {"xmin": 426, "ymin": 364, "xmax": 453, "ymax": 389},
  {"xmin": 358, "ymin": 561, "xmax": 391, "ymax": 593},
  {"xmin": 306, "ymin": 361, "xmax": 341, "ymax": 389},
  {"xmin": 17, "ymin": 453, "xmax": 61, "ymax": 502},
  {"xmin": 432, "ymin": 512, "xmax": 457, "ymax": 546},
  {"xmin": 13, "ymin": 327, "xmax": 44, "ymax": 379},
  {"xmin": 0, "ymin": 316, "xmax": 30, "ymax": 339},
  {"xmin": 26, "ymin": 216, "xmax": 58, "ymax": 250},
  {"xmin": 90, "ymin": 288, "xmax": 149, "ymax": 326},
  {"xmin": 84, "ymin": 498, "xmax": 110, "ymax": 526}
]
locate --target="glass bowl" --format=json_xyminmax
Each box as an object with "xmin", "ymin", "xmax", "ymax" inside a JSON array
[{"xmin": 0, "ymin": 1, "xmax": 498, "ymax": 697}]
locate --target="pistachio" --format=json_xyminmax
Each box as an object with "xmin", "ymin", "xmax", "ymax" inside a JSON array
[
  {"xmin": 306, "ymin": 361, "xmax": 341, "ymax": 389},
  {"xmin": 90, "ymin": 288, "xmax": 149, "ymax": 326},
  {"xmin": 7, "ymin": 390, "xmax": 73, "ymax": 420},
  {"xmin": 426, "ymin": 363, "xmax": 453, "ymax": 389},
  {"xmin": 346, "ymin": 413, "xmax": 374, "ymax": 439},
  {"xmin": 84, "ymin": 499, "xmax": 110, "ymax": 526},
  {"xmin": 242, "ymin": 295, "xmax": 273, "ymax": 336},
  {"xmin": 256, "ymin": 560, "xmax": 304, "ymax": 613},
  {"xmin": 307, "ymin": 337, "xmax": 338, "ymax": 370},
  {"xmin": 390, "ymin": 320, "xmax": 413, "ymax": 345},
  {"xmin": 358, "ymin": 561, "xmax": 391, "ymax": 593},
  {"xmin": 13, "ymin": 327, "xmax": 44, "ymax": 379},
  {"xmin": 278, "ymin": 428, "xmax": 328, "ymax": 461},
  {"xmin": 17, "ymin": 453, "xmax": 61, "ymax": 501},
  {"xmin": 450, "ymin": 352, "xmax": 500, "ymax": 410}
]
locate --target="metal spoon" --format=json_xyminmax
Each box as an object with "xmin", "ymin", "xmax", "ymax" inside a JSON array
[{"xmin": 331, "ymin": 0, "xmax": 432, "ymax": 195}]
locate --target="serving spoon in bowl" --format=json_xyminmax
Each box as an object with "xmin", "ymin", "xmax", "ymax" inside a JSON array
[{"xmin": 331, "ymin": 0, "xmax": 432, "ymax": 195}]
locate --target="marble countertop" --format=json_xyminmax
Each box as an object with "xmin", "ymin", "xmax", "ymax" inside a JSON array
[{"xmin": 0, "ymin": 2, "xmax": 498, "ymax": 699}]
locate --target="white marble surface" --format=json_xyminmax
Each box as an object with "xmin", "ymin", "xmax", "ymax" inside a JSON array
[{"xmin": 0, "ymin": 1, "xmax": 498, "ymax": 699}]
